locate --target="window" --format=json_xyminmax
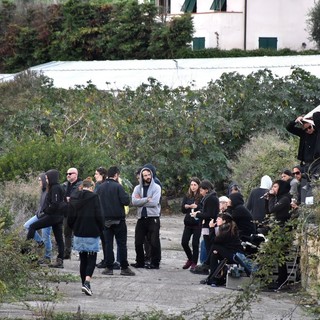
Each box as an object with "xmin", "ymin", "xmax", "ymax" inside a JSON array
[
  {"xmin": 259, "ymin": 37, "xmax": 278, "ymax": 50},
  {"xmin": 181, "ymin": 0, "xmax": 196, "ymax": 13},
  {"xmin": 210, "ymin": 0, "xmax": 226, "ymax": 12},
  {"xmin": 193, "ymin": 37, "xmax": 205, "ymax": 50},
  {"xmin": 153, "ymin": 0, "xmax": 171, "ymax": 14}
]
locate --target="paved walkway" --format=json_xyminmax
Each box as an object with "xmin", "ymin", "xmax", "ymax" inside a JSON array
[{"xmin": 0, "ymin": 216, "xmax": 317, "ymax": 319}]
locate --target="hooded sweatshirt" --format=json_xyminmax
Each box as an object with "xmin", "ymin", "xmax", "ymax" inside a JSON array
[
  {"xmin": 246, "ymin": 175, "xmax": 272, "ymax": 223},
  {"xmin": 68, "ymin": 190, "xmax": 104, "ymax": 237},
  {"xmin": 35, "ymin": 173, "xmax": 47, "ymax": 218},
  {"xmin": 43, "ymin": 169, "xmax": 65, "ymax": 216},
  {"xmin": 131, "ymin": 167, "xmax": 161, "ymax": 219},
  {"xmin": 267, "ymin": 180, "xmax": 292, "ymax": 224},
  {"xmin": 229, "ymin": 192, "xmax": 256, "ymax": 239}
]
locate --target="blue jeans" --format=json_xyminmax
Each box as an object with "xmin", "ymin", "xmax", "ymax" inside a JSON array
[{"xmin": 24, "ymin": 215, "xmax": 52, "ymax": 259}]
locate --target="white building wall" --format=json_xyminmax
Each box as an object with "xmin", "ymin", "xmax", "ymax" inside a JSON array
[
  {"xmin": 247, "ymin": 0, "xmax": 316, "ymax": 51},
  {"xmin": 167, "ymin": 0, "xmax": 317, "ymax": 51},
  {"xmin": 192, "ymin": 13, "xmax": 243, "ymax": 49}
]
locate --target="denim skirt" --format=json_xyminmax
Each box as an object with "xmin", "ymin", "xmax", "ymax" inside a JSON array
[{"xmin": 73, "ymin": 236, "xmax": 100, "ymax": 252}]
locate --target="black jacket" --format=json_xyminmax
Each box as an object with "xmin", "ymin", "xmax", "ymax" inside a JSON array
[
  {"xmin": 267, "ymin": 180, "xmax": 292, "ymax": 225},
  {"xmin": 181, "ymin": 195, "xmax": 201, "ymax": 227},
  {"xmin": 195, "ymin": 191, "xmax": 219, "ymax": 228},
  {"xmin": 43, "ymin": 169, "xmax": 65, "ymax": 216},
  {"xmin": 97, "ymin": 178, "xmax": 130, "ymax": 220},
  {"xmin": 228, "ymin": 193, "xmax": 256, "ymax": 239},
  {"xmin": 68, "ymin": 190, "xmax": 104, "ymax": 237},
  {"xmin": 213, "ymin": 223, "xmax": 243, "ymax": 253},
  {"xmin": 286, "ymin": 111, "xmax": 320, "ymax": 163}
]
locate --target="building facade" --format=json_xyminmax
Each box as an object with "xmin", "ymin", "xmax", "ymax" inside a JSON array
[{"xmin": 150, "ymin": 0, "xmax": 317, "ymax": 51}]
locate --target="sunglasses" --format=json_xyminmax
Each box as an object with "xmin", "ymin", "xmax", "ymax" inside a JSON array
[
  {"xmin": 303, "ymin": 125, "xmax": 312, "ymax": 131},
  {"xmin": 293, "ymin": 171, "xmax": 301, "ymax": 175},
  {"xmin": 66, "ymin": 172, "xmax": 76, "ymax": 176}
]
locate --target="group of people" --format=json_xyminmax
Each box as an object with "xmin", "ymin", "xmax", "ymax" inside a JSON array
[
  {"xmin": 23, "ymin": 164, "xmax": 162, "ymax": 296},
  {"xmin": 22, "ymin": 106, "xmax": 320, "ymax": 294},
  {"xmin": 180, "ymin": 107, "xmax": 320, "ymax": 289}
]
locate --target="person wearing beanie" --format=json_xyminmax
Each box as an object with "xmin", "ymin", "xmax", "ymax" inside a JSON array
[
  {"xmin": 246, "ymin": 175, "xmax": 272, "ymax": 223},
  {"xmin": 228, "ymin": 192, "xmax": 256, "ymax": 240}
]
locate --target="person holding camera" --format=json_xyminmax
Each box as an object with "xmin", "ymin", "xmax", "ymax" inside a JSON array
[{"xmin": 286, "ymin": 107, "xmax": 320, "ymax": 170}]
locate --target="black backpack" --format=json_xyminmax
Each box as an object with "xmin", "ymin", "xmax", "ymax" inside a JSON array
[{"xmin": 207, "ymin": 258, "xmax": 228, "ymax": 286}]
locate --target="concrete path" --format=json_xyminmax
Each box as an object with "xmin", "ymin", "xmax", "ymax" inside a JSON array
[{"xmin": 0, "ymin": 216, "xmax": 317, "ymax": 319}]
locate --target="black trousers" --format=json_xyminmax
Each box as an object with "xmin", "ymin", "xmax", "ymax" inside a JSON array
[
  {"xmin": 27, "ymin": 214, "xmax": 64, "ymax": 260},
  {"xmin": 135, "ymin": 217, "xmax": 161, "ymax": 266},
  {"xmin": 181, "ymin": 226, "xmax": 201, "ymax": 263},
  {"xmin": 103, "ymin": 220, "xmax": 129, "ymax": 269},
  {"xmin": 79, "ymin": 251, "xmax": 97, "ymax": 284}
]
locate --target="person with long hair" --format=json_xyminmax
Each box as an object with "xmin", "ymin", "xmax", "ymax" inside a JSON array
[
  {"xmin": 181, "ymin": 177, "xmax": 202, "ymax": 271},
  {"xmin": 200, "ymin": 212, "xmax": 243, "ymax": 286},
  {"xmin": 27, "ymin": 169, "xmax": 65, "ymax": 268},
  {"xmin": 68, "ymin": 177, "xmax": 104, "ymax": 296},
  {"xmin": 23, "ymin": 173, "xmax": 52, "ymax": 265}
]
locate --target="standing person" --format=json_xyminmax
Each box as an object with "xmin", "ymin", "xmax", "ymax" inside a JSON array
[
  {"xmin": 142, "ymin": 163, "xmax": 162, "ymax": 263},
  {"xmin": 97, "ymin": 166, "xmax": 135, "ymax": 276},
  {"xmin": 27, "ymin": 169, "xmax": 65, "ymax": 268},
  {"xmin": 190, "ymin": 180, "xmax": 219, "ymax": 256},
  {"xmin": 192, "ymin": 195, "xmax": 230, "ymax": 275},
  {"xmin": 264, "ymin": 179, "xmax": 292, "ymax": 289},
  {"xmin": 23, "ymin": 173, "xmax": 52, "ymax": 265},
  {"xmin": 93, "ymin": 166, "xmax": 108, "ymax": 269},
  {"xmin": 68, "ymin": 177, "xmax": 104, "ymax": 296},
  {"xmin": 281, "ymin": 169, "xmax": 299, "ymax": 200},
  {"xmin": 246, "ymin": 175, "xmax": 272, "ymax": 223},
  {"xmin": 131, "ymin": 167, "xmax": 161, "ymax": 269},
  {"xmin": 286, "ymin": 108, "xmax": 320, "ymax": 170},
  {"xmin": 181, "ymin": 177, "xmax": 202, "ymax": 271},
  {"xmin": 62, "ymin": 167, "xmax": 82, "ymax": 259}
]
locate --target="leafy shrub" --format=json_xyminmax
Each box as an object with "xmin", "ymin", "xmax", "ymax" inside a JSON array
[
  {"xmin": 0, "ymin": 137, "xmax": 113, "ymax": 183},
  {"xmin": 229, "ymin": 133, "xmax": 298, "ymax": 198}
]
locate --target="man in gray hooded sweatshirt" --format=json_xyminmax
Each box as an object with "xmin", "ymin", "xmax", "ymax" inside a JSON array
[{"xmin": 131, "ymin": 167, "xmax": 161, "ymax": 269}]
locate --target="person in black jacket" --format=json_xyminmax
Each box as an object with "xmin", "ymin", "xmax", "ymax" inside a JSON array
[
  {"xmin": 265, "ymin": 179, "xmax": 292, "ymax": 290},
  {"xmin": 200, "ymin": 212, "xmax": 243, "ymax": 286},
  {"xmin": 27, "ymin": 169, "xmax": 65, "ymax": 268},
  {"xmin": 68, "ymin": 177, "xmax": 104, "ymax": 296},
  {"xmin": 228, "ymin": 192, "xmax": 256, "ymax": 241},
  {"xmin": 286, "ymin": 109, "xmax": 320, "ymax": 169},
  {"xmin": 190, "ymin": 180, "xmax": 219, "ymax": 255},
  {"xmin": 97, "ymin": 166, "xmax": 135, "ymax": 276},
  {"xmin": 181, "ymin": 177, "xmax": 202, "ymax": 271}
]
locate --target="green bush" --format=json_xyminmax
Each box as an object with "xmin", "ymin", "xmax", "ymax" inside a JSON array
[
  {"xmin": 0, "ymin": 137, "xmax": 113, "ymax": 182},
  {"xmin": 229, "ymin": 133, "xmax": 298, "ymax": 198}
]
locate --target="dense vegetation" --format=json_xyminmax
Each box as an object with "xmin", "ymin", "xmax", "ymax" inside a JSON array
[
  {"xmin": 1, "ymin": 0, "xmax": 319, "ymax": 73},
  {"xmin": 0, "ymin": 0, "xmax": 194, "ymax": 72},
  {"xmin": 1, "ymin": 67, "xmax": 320, "ymax": 196}
]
